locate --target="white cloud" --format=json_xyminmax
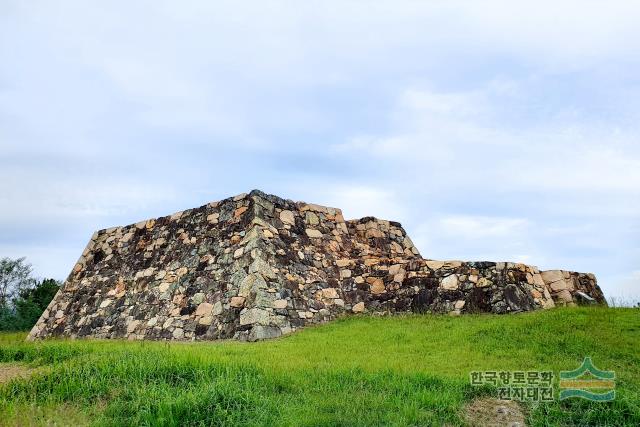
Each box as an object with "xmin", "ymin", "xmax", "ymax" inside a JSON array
[
  {"xmin": 0, "ymin": 243, "xmax": 81, "ymax": 282},
  {"xmin": 337, "ymin": 84, "xmax": 640, "ymax": 198},
  {"xmin": 410, "ymin": 216, "xmax": 535, "ymax": 264},
  {"xmin": 1, "ymin": 0, "xmax": 639, "ymax": 302},
  {"xmin": 289, "ymin": 185, "xmax": 406, "ymax": 224},
  {"xmin": 439, "ymin": 216, "xmax": 529, "ymax": 239},
  {"xmin": 401, "ymin": 89, "xmax": 486, "ymax": 117},
  {"xmin": 333, "ymin": 81, "xmax": 639, "ymax": 301},
  {"xmin": 604, "ymin": 271, "xmax": 640, "ymax": 307}
]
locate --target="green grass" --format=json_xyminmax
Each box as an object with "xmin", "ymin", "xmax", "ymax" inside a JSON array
[{"xmin": 1, "ymin": 307, "xmax": 638, "ymax": 426}]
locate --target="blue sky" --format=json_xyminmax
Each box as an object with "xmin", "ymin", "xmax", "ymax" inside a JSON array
[{"xmin": 1, "ymin": 1, "xmax": 639, "ymax": 302}]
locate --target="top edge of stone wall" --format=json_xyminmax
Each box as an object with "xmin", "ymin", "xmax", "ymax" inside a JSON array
[{"xmin": 88, "ymin": 190, "xmax": 413, "ymax": 239}]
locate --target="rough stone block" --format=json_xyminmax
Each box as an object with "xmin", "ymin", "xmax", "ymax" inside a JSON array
[{"xmin": 26, "ymin": 190, "xmax": 606, "ymax": 343}]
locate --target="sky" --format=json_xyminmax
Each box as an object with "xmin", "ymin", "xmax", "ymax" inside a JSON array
[{"xmin": 1, "ymin": 1, "xmax": 639, "ymax": 303}]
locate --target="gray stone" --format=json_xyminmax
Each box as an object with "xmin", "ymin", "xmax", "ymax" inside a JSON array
[
  {"xmin": 239, "ymin": 308, "xmax": 270, "ymax": 326},
  {"xmin": 273, "ymin": 299, "xmax": 288, "ymax": 309},
  {"xmin": 279, "ymin": 210, "xmax": 295, "ymax": 225},
  {"xmin": 441, "ymin": 274, "xmax": 459, "ymax": 290},
  {"xmin": 195, "ymin": 302, "xmax": 213, "ymax": 316},
  {"xmin": 27, "ymin": 189, "xmax": 606, "ymax": 344},
  {"xmin": 248, "ymin": 258, "xmax": 276, "ymax": 280},
  {"xmin": 305, "ymin": 229, "xmax": 323, "ymax": 238},
  {"xmin": 230, "ymin": 296, "xmax": 246, "ymax": 308},
  {"xmin": 239, "ymin": 274, "xmax": 268, "ymax": 298},
  {"xmin": 352, "ymin": 302, "xmax": 365, "ymax": 313},
  {"xmin": 248, "ymin": 325, "xmax": 282, "ymax": 341},
  {"xmin": 192, "ymin": 293, "xmax": 205, "ymax": 305}
]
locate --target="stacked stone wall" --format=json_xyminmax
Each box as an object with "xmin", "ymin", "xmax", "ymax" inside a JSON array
[{"xmin": 28, "ymin": 190, "xmax": 606, "ymax": 342}]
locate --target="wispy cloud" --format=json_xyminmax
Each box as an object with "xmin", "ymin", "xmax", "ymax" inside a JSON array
[
  {"xmin": 439, "ymin": 216, "xmax": 529, "ymax": 239},
  {"xmin": 1, "ymin": 1, "xmax": 639, "ymax": 301}
]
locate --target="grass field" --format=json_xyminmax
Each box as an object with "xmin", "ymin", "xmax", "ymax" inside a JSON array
[{"xmin": 0, "ymin": 307, "xmax": 639, "ymax": 426}]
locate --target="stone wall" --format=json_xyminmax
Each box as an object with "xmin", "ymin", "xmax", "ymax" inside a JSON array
[{"xmin": 28, "ymin": 190, "xmax": 606, "ymax": 342}]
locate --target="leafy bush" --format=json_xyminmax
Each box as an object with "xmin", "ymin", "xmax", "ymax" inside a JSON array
[{"xmin": 0, "ymin": 268, "xmax": 60, "ymax": 331}]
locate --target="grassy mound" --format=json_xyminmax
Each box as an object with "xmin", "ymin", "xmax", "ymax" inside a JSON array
[{"xmin": 1, "ymin": 307, "xmax": 638, "ymax": 426}]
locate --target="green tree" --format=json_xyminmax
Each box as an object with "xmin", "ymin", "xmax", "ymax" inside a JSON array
[
  {"xmin": 13, "ymin": 279, "xmax": 61, "ymax": 329},
  {"xmin": 0, "ymin": 257, "xmax": 34, "ymax": 307},
  {"xmin": 0, "ymin": 257, "xmax": 60, "ymax": 331},
  {"xmin": 18, "ymin": 278, "xmax": 60, "ymax": 310}
]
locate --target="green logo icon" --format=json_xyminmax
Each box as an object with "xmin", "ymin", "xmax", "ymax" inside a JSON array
[{"xmin": 559, "ymin": 357, "xmax": 615, "ymax": 401}]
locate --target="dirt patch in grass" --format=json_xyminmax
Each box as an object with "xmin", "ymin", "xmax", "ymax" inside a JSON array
[
  {"xmin": 464, "ymin": 397, "xmax": 527, "ymax": 427},
  {"xmin": 1, "ymin": 364, "xmax": 92, "ymax": 426},
  {"xmin": 0, "ymin": 363, "xmax": 38, "ymax": 384},
  {"xmin": 1, "ymin": 403, "xmax": 91, "ymax": 427}
]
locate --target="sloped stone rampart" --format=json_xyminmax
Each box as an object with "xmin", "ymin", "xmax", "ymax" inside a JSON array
[{"xmin": 28, "ymin": 190, "xmax": 606, "ymax": 341}]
